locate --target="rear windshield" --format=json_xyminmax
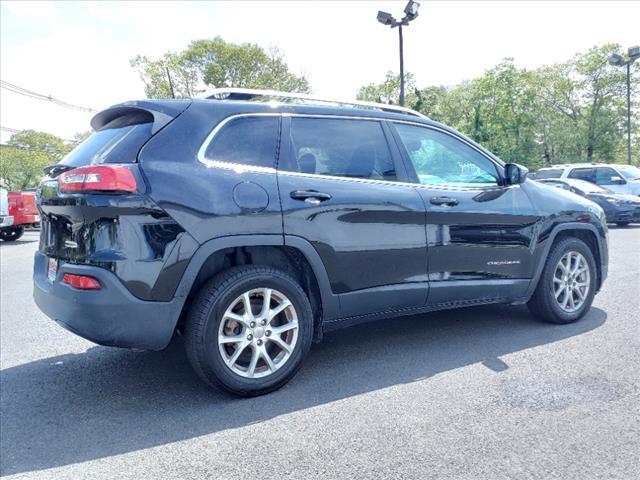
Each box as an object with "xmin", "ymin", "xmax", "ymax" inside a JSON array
[
  {"xmin": 60, "ymin": 112, "xmax": 153, "ymax": 167},
  {"xmin": 534, "ymin": 168, "xmax": 563, "ymax": 179}
]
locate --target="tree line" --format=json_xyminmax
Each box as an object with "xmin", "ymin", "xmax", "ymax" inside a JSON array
[
  {"xmin": 2, "ymin": 40, "xmax": 636, "ymax": 190},
  {"xmin": 358, "ymin": 44, "xmax": 638, "ymax": 170}
]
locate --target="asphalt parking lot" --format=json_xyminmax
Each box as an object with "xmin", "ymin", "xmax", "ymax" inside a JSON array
[{"xmin": 1, "ymin": 228, "xmax": 639, "ymax": 480}]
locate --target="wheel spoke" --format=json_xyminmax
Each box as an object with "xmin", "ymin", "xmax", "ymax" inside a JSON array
[
  {"xmin": 219, "ymin": 334, "xmax": 245, "ymax": 345},
  {"xmin": 554, "ymin": 284, "xmax": 564, "ymax": 298},
  {"xmin": 261, "ymin": 348, "xmax": 276, "ymax": 372},
  {"xmin": 246, "ymin": 346, "xmax": 259, "ymax": 377},
  {"xmin": 268, "ymin": 301, "xmax": 291, "ymax": 322},
  {"xmin": 242, "ymin": 292, "xmax": 253, "ymax": 318},
  {"xmin": 268, "ymin": 334, "xmax": 292, "ymax": 354},
  {"xmin": 226, "ymin": 341, "xmax": 249, "ymax": 367},
  {"xmin": 259, "ymin": 288, "xmax": 272, "ymax": 317},
  {"xmin": 270, "ymin": 321, "xmax": 298, "ymax": 336},
  {"xmin": 575, "ymin": 287, "xmax": 586, "ymax": 300},
  {"xmin": 223, "ymin": 311, "xmax": 250, "ymax": 328}
]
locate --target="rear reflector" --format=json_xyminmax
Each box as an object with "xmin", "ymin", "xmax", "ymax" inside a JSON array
[
  {"xmin": 59, "ymin": 165, "xmax": 137, "ymax": 193},
  {"xmin": 63, "ymin": 273, "xmax": 101, "ymax": 290}
]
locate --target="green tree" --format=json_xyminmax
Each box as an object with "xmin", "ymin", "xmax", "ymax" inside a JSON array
[
  {"xmin": 0, "ymin": 130, "xmax": 72, "ymax": 190},
  {"xmin": 131, "ymin": 37, "xmax": 310, "ymax": 99},
  {"xmin": 356, "ymin": 45, "xmax": 636, "ymax": 169},
  {"xmin": 356, "ymin": 71, "xmax": 418, "ymax": 107}
]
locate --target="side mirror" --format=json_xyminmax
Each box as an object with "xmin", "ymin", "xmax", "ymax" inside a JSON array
[
  {"xmin": 611, "ymin": 175, "xmax": 626, "ymax": 185},
  {"xmin": 504, "ymin": 163, "xmax": 529, "ymax": 185}
]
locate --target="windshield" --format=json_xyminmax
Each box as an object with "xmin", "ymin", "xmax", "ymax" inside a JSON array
[{"xmin": 616, "ymin": 165, "xmax": 640, "ymax": 181}]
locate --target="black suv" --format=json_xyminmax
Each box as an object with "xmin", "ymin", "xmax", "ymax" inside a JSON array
[{"xmin": 34, "ymin": 90, "xmax": 609, "ymax": 396}]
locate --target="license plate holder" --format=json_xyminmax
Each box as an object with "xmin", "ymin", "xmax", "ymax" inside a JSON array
[{"xmin": 47, "ymin": 257, "xmax": 58, "ymax": 283}]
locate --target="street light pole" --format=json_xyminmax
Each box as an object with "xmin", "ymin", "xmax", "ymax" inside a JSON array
[
  {"xmin": 398, "ymin": 25, "xmax": 405, "ymax": 106},
  {"xmin": 377, "ymin": 1, "xmax": 420, "ymax": 107},
  {"xmin": 627, "ymin": 62, "xmax": 632, "ymax": 165},
  {"xmin": 609, "ymin": 46, "xmax": 639, "ymax": 165}
]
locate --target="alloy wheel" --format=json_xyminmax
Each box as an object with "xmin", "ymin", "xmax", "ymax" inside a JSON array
[
  {"xmin": 217, "ymin": 288, "xmax": 299, "ymax": 378},
  {"xmin": 553, "ymin": 251, "xmax": 590, "ymax": 313}
]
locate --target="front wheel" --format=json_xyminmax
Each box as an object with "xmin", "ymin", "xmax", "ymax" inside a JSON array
[
  {"xmin": 0, "ymin": 226, "xmax": 24, "ymax": 242},
  {"xmin": 185, "ymin": 265, "xmax": 313, "ymax": 396},
  {"xmin": 528, "ymin": 237, "xmax": 597, "ymax": 324}
]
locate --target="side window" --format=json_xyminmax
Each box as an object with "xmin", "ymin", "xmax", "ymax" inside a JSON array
[
  {"xmin": 284, "ymin": 118, "xmax": 396, "ymax": 181},
  {"xmin": 394, "ymin": 124, "xmax": 498, "ymax": 187},
  {"xmin": 203, "ymin": 116, "xmax": 279, "ymax": 168},
  {"xmin": 568, "ymin": 168, "xmax": 595, "ymax": 183},
  {"xmin": 595, "ymin": 167, "xmax": 621, "ymax": 185},
  {"xmin": 534, "ymin": 169, "xmax": 563, "ymax": 179}
]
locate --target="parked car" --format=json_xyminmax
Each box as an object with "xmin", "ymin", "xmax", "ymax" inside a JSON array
[
  {"xmin": 0, "ymin": 187, "xmax": 14, "ymax": 233},
  {"xmin": 538, "ymin": 178, "xmax": 640, "ymax": 226},
  {"xmin": 34, "ymin": 89, "xmax": 609, "ymax": 396},
  {"xmin": 534, "ymin": 163, "xmax": 640, "ymax": 196},
  {"xmin": 0, "ymin": 190, "xmax": 40, "ymax": 241}
]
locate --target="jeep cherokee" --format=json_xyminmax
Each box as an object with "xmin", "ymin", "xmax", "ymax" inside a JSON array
[{"xmin": 34, "ymin": 89, "xmax": 609, "ymax": 396}]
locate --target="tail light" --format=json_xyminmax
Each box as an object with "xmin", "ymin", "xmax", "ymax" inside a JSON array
[
  {"xmin": 63, "ymin": 273, "xmax": 101, "ymax": 290},
  {"xmin": 59, "ymin": 165, "xmax": 137, "ymax": 193}
]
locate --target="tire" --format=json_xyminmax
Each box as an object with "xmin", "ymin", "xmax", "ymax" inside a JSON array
[
  {"xmin": 185, "ymin": 265, "xmax": 313, "ymax": 396},
  {"xmin": 528, "ymin": 237, "xmax": 597, "ymax": 324},
  {"xmin": 0, "ymin": 226, "xmax": 24, "ymax": 242},
  {"xmin": 616, "ymin": 222, "xmax": 630, "ymax": 227}
]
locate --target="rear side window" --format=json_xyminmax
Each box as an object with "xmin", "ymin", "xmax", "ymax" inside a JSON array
[
  {"xmin": 61, "ymin": 112, "xmax": 154, "ymax": 167},
  {"xmin": 283, "ymin": 118, "xmax": 396, "ymax": 181},
  {"xmin": 535, "ymin": 169, "xmax": 563, "ymax": 179},
  {"xmin": 568, "ymin": 167, "xmax": 595, "ymax": 182},
  {"xmin": 203, "ymin": 116, "xmax": 279, "ymax": 168}
]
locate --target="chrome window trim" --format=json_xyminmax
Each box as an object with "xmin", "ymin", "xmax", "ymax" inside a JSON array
[{"xmin": 196, "ymin": 112, "xmax": 504, "ymax": 187}]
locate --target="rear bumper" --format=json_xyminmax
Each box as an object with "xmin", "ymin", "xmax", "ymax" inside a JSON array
[
  {"xmin": 33, "ymin": 252, "xmax": 182, "ymax": 350},
  {"xmin": 0, "ymin": 216, "xmax": 14, "ymax": 228}
]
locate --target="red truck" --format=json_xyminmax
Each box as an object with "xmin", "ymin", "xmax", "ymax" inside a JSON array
[{"xmin": 0, "ymin": 190, "xmax": 40, "ymax": 241}]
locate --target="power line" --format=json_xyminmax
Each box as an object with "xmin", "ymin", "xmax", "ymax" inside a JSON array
[
  {"xmin": 0, "ymin": 126, "xmax": 77, "ymax": 143},
  {"xmin": 0, "ymin": 80, "xmax": 97, "ymax": 113}
]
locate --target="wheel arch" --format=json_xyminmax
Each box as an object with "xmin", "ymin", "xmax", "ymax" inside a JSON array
[
  {"xmin": 525, "ymin": 223, "xmax": 605, "ymax": 300},
  {"xmin": 172, "ymin": 235, "xmax": 338, "ymax": 342}
]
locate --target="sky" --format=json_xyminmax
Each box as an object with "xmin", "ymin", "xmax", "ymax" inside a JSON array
[{"xmin": 1, "ymin": 0, "xmax": 639, "ymax": 143}]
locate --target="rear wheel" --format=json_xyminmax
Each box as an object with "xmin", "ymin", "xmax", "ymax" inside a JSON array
[
  {"xmin": 0, "ymin": 226, "xmax": 24, "ymax": 242},
  {"xmin": 528, "ymin": 237, "xmax": 596, "ymax": 324},
  {"xmin": 185, "ymin": 265, "xmax": 313, "ymax": 396}
]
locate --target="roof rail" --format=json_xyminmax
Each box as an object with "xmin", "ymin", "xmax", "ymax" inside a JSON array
[{"xmin": 197, "ymin": 88, "xmax": 428, "ymax": 119}]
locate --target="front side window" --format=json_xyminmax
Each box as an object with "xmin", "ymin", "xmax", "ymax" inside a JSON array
[
  {"xmin": 203, "ymin": 116, "xmax": 279, "ymax": 168},
  {"xmin": 284, "ymin": 118, "xmax": 396, "ymax": 181},
  {"xmin": 595, "ymin": 167, "xmax": 623, "ymax": 185},
  {"xmin": 394, "ymin": 124, "xmax": 498, "ymax": 187},
  {"xmin": 568, "ymin": 167, "xmax": 595, "ymax": 182}
]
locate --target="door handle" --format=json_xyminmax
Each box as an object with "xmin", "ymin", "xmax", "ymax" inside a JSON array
[
  {"xmin": 430, "ymin": 196, "xmax": 459, "ymax": 207},
  {"xmin": 290, "ymin": 190, "xmax": 332, "ymax": 204}
]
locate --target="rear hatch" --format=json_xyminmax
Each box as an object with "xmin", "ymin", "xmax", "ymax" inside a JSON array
[{"xmin": 38, "ymin": 100, "xmax": 191, "ymax": 265}]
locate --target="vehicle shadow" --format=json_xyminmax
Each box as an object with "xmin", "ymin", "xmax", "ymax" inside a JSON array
[{"xmin": 0, "ymin": 304, "xmax": 607, "ymax": 476}]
